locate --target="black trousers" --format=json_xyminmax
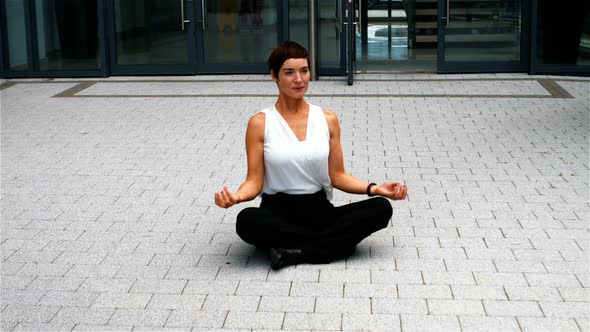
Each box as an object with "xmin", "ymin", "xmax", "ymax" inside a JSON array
[{"xmin": 236, "ymin": 191, "xmax": 393, "ymax": 263}]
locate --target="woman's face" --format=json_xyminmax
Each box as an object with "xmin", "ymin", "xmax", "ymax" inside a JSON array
[{"xmin": 273, "ymin": 58, "xmax": 310, "ymax": 99}]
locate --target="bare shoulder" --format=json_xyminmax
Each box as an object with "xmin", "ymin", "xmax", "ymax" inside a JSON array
[
  {"xmin": 323, "ymin": 109, "xmax": 340, "ymax": 128},
  {"xmin": 248, "ymin": 112, "xmax": 266, "ymax": 127},
  {"xmin": 248, "ymin": 112, "xmax": 266, "ymax": 130},
  {"xmin": 246, "ymin": 112, "xmax": 265, "ymax": 139},
  {"xmin": 322, "ymin": 109, "xmax": 340, "ymax": 139}
]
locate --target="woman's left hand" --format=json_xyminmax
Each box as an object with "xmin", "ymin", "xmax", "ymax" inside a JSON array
[
  {"xmin": 214, "ymin": 186, "xmax": 241, "ymax": 209},
  {"xmin": 373, "ymin": 182, "xmax": 408, "ymax": 200}
]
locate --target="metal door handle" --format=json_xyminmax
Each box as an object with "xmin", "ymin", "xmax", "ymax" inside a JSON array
[
  {"xmin": 445, "ymin": 0, "xmax": 450, "ymax": 26},
  {"xmin": 181, "ymin": 0, "xmax": 191, "ymax": 30},
  {"xmin": 201, "ymin": 0, "xmax": 207, "ymax": 30},
  {"xmin": 337, "ymin": 0, "xmax": 342, "ymax": 32},
  {"xmin": 357, "ymin": 0, "xmax": 361, "ymax": 28}
]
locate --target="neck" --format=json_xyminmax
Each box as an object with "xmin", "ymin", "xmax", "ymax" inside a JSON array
[{"xmin": 275, "ymin": 96, "xmax": 307, "ymax": 114}]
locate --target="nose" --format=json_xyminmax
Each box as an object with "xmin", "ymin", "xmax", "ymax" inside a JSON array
[{"xmin": 294, "ymin": 72, "xmax": 302, "ymax": 83}]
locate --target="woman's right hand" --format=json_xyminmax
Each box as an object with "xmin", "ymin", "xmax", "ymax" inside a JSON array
[
  {"xmin": 214, "ymin": 113, "xmax": 264, "ymax": 209},
  {"xmin": 214, "ymin": 186, "xmax": 241, "ymax": 209}
]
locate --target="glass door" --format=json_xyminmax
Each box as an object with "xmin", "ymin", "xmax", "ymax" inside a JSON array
[
  {"xmin": 195, "ymin": 0, "xmax": 279, "ymax": 73},
  {"xmin": 109, "ymin": 0, "xmax": 195, "ymax": 74},
  {"xmin": 1, "ymin": 0, "xmax": 104, "ymax": 77},
  {"xmin": 355, "ymin": 0, "xmax": 437, "ymax": 73},
  {"xmin": 2, "ymin": 0, "xmax": 30, "ymax": 72},
  {"xmin": 437, "ymin": 0, "xmax": 528, "ymax": 72},
  {"xmin": 317, "ymin": 0, "xmax": 347, "ymax": 76},
  {"xmin": 35, "ymin": 0, "xmax": 101, "ymax": 71}
]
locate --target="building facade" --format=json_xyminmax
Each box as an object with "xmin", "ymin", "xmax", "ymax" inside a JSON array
[{"xmin": 1, "ymin": 0, "xmax": 588, "ymax": 79}]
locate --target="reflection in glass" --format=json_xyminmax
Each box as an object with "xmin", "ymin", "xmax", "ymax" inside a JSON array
[
  {"xmin": 317, "ymin": 1, "xmax": 341, "ymax": 69},
  {"xmin": 355, "ymin": 0, "xmax": 436, "ymax": 72},
  {"xmin": 202, "ymin": 0, "xmax": 277, "ymax": 64},
  {"xmin": 36, "ymin": 0, "xmax": 100, "ymax": 71},
  {"xmin": 114, "ymin": 0, "xmax": 188, "ymax": 65},
  {"xmin": 537, "ymin": 0, "xmax": 589, "ymax": 65},
  {"xmin": 445, "ymin": 0, "xmax": 521, "ymax": 62},
  {"xmin": 289, "ymin": 2, "xmax": 308, "ymax": 50},
  {"xmin": 356, "ymin": 1, "xmax": 408, "ymax": 62},
  {"xmin": 4, "ymin": 0, "xmax": 28, "ymax": 71}
]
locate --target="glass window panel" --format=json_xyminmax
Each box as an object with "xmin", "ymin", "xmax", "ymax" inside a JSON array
[
  {"xmin": 354, "ymin": 0, "xmax": 436, "ymax": 73},
  {"xmin": 357, "ymin": 2, "xmax": 408, "ymax": 62},
  {"xmin": 114, "ymin": 0, "xmax": 189, "ymax": 65},
  {"xmin": 36, "ymin": 0, "xmax": 100, "ymax": 71},
  {"xmin": 4, "ymin": 0, "xmax": 29, "ymax": 71},
  {"xmin": 289, "ymin": 1, "xmax": 308, "ymax": 49},
  {"xmin": 536, "ymin": 0, "xmax": 589, "ymax": 65},
  {"xmin": 445, "ymin": 0, "xmax": 522, "ymax": 62},
  {"xmin": 202, "ymin": 0, "xmax": 277, "ymax": 64},
  {"xmin": 317, "ymin": 0, "xmax": 341, "ymax": 69}
]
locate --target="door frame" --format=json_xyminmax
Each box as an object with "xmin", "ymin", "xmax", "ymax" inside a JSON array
[
  {"xmin": 106, "ymin": 0, "xmax": 197, "ymax": 76},
  {"xmin": 316, "ymin": 0, "xmax": 347, "ymax": 77},
  {"xmin": 0, "ymin": 0, "xmax": 5, "ymax": 75},
  {"xmin": 194, "ymin": 0, "xmax": 283, "ymax": 74},
  {"xmin": 528, "ymin": 0, "xmax": 590, "ymax": 75},
  {"xmin": 0, "ymin": 0, "xmax": 36, "ymax": 77},
  {"xmin": 436, "ymin": 0, "xmax": 531, "ymax": 73},
  {"xmin": 346, "ymin": 0, "xmax": 355, "ymax": 84},
  {"xmin": 0, "ymin": 0, "xmax": 106, "ymax": 78},
  {"xmin": 108, "ymin": 0, "xmax": 284, "ymax": 76}
]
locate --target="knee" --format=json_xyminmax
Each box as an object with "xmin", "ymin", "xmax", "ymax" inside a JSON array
[
  {"xmin": 372, "ymin": 197, "xmax": 393, "ymax": 226},
  {"xmin": 236, "ymin": 207, "xmax": 259, "ymax": 241}
]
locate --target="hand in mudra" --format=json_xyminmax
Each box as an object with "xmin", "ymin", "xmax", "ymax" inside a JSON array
[
  {"xmin": 214, "ymin": 186, "xmax": 240, "ymax": 209},
  {"xmin": 373, "ymin": 182, "xmax": 408, "ymax": 200}
]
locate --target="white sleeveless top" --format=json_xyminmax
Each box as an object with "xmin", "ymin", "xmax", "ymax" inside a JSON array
[{"xmin": 260, "ymin": 104, "xmax": 333, "ymax": 200}]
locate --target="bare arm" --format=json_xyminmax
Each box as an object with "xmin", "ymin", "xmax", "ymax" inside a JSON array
[
  {"xmin": 215, "ymin": 113, "xmax": 265, "ymax": 208},
  {"xmin": 325, "ymin": 110, "xmax": 407, "ymax": 200}
]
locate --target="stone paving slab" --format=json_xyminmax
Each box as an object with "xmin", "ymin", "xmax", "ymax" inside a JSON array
[{"xmin": 1, "ymin": 74, "xmax": 589, "ymax": 331}]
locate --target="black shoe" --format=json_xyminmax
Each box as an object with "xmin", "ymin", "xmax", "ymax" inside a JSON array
[{"xmin": 269, "ymin": 248, "xmax": 304, "ymax": 270}]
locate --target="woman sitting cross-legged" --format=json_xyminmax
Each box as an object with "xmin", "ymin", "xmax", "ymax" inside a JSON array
[{"xmin": 214, "ymin": 41, "xmax": 407, "ymax": 270}]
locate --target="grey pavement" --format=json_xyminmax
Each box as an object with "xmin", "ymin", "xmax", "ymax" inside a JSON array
[{"xmin": 1, "ymin": 73, "xmax": 589, "ymax": 331}]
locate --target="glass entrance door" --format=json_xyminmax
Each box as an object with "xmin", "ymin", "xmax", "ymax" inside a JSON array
[
  {"xmin": 437, "ymin": 0, "xmax": 528, "ymax": 72},
  {"xmin": 110, "ymin": 0, "xmax": 281, "ymax": 75},
  {"xmin": 317, "ymin": 0, "xmax": 347, "ymax": 76},
  {"xmin": 195, "ymin": 0, "xmax": 279, "ymax": 73},
  {"xmin": 355, "ymin": 0, "xmax": 437, "ymax": 72},
  {"xmin": 110, "ymin": 0, "xmax": 194, "ymax": 74},
  {"xmin": 1, "ymin": 0, "xmax": 104, "ymax": 77}
]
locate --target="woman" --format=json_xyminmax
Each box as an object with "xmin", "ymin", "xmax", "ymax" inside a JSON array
[{"xmin": 215, "ymin": 41, "xmax": 407, "ymax": 270}]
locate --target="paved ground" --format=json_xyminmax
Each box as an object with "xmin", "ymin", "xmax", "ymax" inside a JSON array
[{"xmin": 1, "ymin": 74, "xmax": 589, "ymax": 331}]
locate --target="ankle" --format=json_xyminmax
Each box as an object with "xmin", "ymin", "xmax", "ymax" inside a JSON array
[{"xmin": 269, "ymin": 247, "xmax": 304, "ymax": 270}]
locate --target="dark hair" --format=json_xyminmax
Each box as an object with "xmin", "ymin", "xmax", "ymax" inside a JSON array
[{"xmin": 267, "ymin": 41, "xmax": 309, "ymax": 79}]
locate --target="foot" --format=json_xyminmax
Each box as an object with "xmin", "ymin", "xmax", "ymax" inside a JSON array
[{"xmin": 269, "ymin": 248, "xmax": 304, "ymax": 270}]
